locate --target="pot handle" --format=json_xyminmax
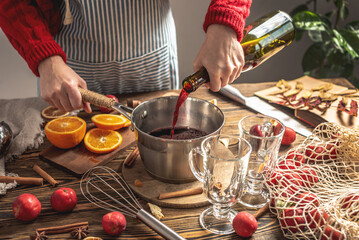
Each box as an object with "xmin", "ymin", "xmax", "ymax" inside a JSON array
[
  {"xmin": 188, "ymin": 147, "xmax": 205, "ymax": 183},
  {"xmin": 78, "ymin": 88, "xmax": 133, "ymax": 121}
]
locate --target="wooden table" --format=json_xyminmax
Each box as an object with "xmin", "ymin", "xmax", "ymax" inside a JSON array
[{"xmin": 0, "ymin": 79, "xmax": 350, "ymax": 240}]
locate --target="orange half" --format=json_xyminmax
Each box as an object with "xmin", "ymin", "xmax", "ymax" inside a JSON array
[
  {"xmin": 91, "ymin": 114, "xmax": 128, "ymax": 130},
  {"xmin": 44, "ymin": 116, "xmax": 86, "ymax": 149},
  {"xmin": 84, "ymin": 128, "xmax": 123, "ymax": 154}
]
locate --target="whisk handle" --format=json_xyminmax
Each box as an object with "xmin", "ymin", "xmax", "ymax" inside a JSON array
[{"xmin": 136, "ymin": 209, "xmax": 186, "ymax": 240}]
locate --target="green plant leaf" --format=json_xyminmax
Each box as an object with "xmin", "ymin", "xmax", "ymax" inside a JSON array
[
  {"xmin": 339, "ymin": 5, "xmax": 349, "ymax": 20},
  {"xmin": 333, "ymin": 29, "xmax": 359, "ymax": 58},
  {"xmin": 345, "ymin": 20, "xmax": 359, "ymax": 34},
  {"xmin": 293, "ymin": 11, "xmax": 328, "ymax": 31},
  {"xmin": 308, "ymin": 30, "xmax": 323, "ymax": 42},
  {"xmin": 338, "ymin": 29, "xmax": 359, "ymax": 57},
  {"xmin": 302, "ymin": 43, "xmax": 326, "ymax": 75}
]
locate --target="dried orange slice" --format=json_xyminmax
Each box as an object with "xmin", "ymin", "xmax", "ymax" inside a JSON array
[
  {"xmin": 41, "ymin": 106, "xmax": 69, "ymax": 120},
  {"xmin": 84, "ymin": 128, "xmax": 122, "ymax": 154},
  {"xmin": 91, "ymin": 114, "xmax": 128, "ymax": 130},
  {"xmin": 84, "ymin": 237, "xmax": 103, "ymax": 240},
  {"xmin": 44, "ymin": 116, "xmax": 86, "ymax": 149}
]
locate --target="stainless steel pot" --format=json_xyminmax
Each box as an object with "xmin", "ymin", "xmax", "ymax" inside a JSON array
[
  {"xmin": 80, "ymin": 90, "xmax": 225, "ymax": 183},
  {"xmin": 130, "ymin": 96, "xmax": 224, "ymax": 183}
]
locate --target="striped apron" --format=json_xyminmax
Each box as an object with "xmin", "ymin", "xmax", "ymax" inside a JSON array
[{"xmin": 53, "ymin": 0, "xmax": 179, "ymax": 95}]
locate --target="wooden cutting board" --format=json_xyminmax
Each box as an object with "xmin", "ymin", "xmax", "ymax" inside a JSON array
[{"xmin": 40, "ymin": 126, "xmax": 136, "ymax": 177}]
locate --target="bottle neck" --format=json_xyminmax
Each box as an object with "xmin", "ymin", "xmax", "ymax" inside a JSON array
[{"xmin": 182, "ymin": 67, "xmax": 209, "ymax": 93}]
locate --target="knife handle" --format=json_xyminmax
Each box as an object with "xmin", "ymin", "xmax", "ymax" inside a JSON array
[
  {"xmin": 218, "ymin": 85, "xmax": 247, "ymax": 105},
  {"xmin": 78, "ymin": 88, "xmax": 115, "ymax": 108}
]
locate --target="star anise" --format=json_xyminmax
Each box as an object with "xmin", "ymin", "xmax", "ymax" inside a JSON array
[
  {"xmin": 71, "ymin": 226, "xmax": 89, "ymax": 240},
  {"xmin": 33, "ymin": 231, "xmax": 48, "ymax": 240}
]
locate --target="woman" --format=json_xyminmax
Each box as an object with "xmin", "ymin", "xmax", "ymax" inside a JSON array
[{"xmin": 0, "ymin": 0, "xmax": 251, "ymax": 113}]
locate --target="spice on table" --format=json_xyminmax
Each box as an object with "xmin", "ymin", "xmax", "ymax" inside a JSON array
[
  {"xmin": 124, "ymin": 147, "xmax": 139, "ymax": 168},
  {"xmin": 71, "ymin": 225, "xmax": 89, "ymax": 240},
  {"xmin": 134, "ymin": 179, "xmax": 143, "ymax": 187},
  {"xmin": 253, "ymin": 202, "xmax": 270, "ymax": 219},
  {"xmin": 31, "ymin": 231, "xmax": 48, "ymax": 240},
  {"xmin": 35, "ymin": 222, "xmax": 89, "ymax": 235},
  {"xmin": 32, "ymin": 164, "xmax": 58, "ymax": 187},
  {"xmin": 127, "ymin": 98, "xmax": 142, "ymax": 108},
  {"xmin": 158, "ymin": 187, "xmax": 203, "ymax": 200},
  {"xmin": 147, "ymin": 202, "xmax": 164, "ymax": 220},
  {"xmin": 0, "ymin": 176, "xmax": 43, "ymax": 186}
]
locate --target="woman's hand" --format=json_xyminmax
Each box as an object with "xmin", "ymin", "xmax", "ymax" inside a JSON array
[
  {"xmin": 38, "ymin": 55, "xmax": 92, "ymax": 113},
  {"xmin": 193, "ymin": 24, "xmax": 245, "ymax": 92}
]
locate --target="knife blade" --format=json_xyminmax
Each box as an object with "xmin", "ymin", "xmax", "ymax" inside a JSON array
[{"xmin": 218, "ymin": 85, "xmax": 312, "ymax": 137}]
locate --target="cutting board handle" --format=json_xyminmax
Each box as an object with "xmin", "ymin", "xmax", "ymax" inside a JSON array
[{"xmin": 79, "ymin": 88, "xmax": 115, "ymax": 108}]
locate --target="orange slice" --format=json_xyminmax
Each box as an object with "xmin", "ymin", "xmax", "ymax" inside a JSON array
[
  {"xmin": 123, "ymin": 117, "xmax": 132, "ymax": 127},
  {"xmin": 84, "ymin": 237, "xmax": 103, "ymax": 240},
  {"xmin": 84, "ymin": 128, "xmax": 122, "ymax": 154},
  {"xmin": 91, "ymin": 114, "xmax": 128, "ymax": 130},
  {"xmin": 44, "ymin": 116, "xmax": 86, "ymax": 149},
  {"xmin": 41, "ymin": 106, "xmax": 69, "ymax": 121}
]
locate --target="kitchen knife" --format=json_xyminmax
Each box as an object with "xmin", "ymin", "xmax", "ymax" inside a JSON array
[{"xmin": 218, "ymin": 85, "xmax": 312, "ymax": 137}]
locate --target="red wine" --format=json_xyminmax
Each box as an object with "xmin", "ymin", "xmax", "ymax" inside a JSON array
[
  {"xmin": 171, "ymin": 88, "xmax": 189, "ymax": 138},
  {"xmin": 150, "ymin": 127, "xmax": 208, "ymax": 140}
]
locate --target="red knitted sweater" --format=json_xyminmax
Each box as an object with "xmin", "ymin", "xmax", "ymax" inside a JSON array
[{"xmin": 0, "ymin": 0, "xmax": 251, "ymax": 77}]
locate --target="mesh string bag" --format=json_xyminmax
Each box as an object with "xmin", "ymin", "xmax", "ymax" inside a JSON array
[{"xmin": 264, "ymin": 122, "xmax": 359, "ymax": 240}]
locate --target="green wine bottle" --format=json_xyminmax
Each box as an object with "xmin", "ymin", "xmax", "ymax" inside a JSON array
[{"xmin": 182, "ymin": 10, "xmax": 295, "ymax": 93}]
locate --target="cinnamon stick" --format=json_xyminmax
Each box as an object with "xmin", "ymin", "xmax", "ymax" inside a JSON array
[
  {"xmin": 127, "ymin": 99, "xmax": 142, "ymax": 108},
  {"xmin": 33, "ymin": 164, "xmax": 58, "ymax": 187},
  {"xmin": 0, "ymin": 176, "xmax": 43, "ymax": 186},
  {"xmin": 36, "ymin": 221, "xmax": 88, "ymax": 235},
  {"xmin": 124, "ymin": 147, "xmax": 139, "ymax": 167},
  {"xmin": 253, "ymin": 202, "xmax": 270, "ymax": 219},
  {"xmin": 158, "ymin": 187, "xmax": 203, "ymax": 200}
]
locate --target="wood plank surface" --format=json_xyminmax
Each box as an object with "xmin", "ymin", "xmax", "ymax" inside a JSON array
[{"xmin": 2, "ymin": 79, "xmax": 350, "ymax": 239}]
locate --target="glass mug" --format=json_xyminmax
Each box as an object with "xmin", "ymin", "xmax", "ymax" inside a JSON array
[
  {"xmin": 189, "ymin": 134, "xmax": 251, "ymax": 234},
  {"xmin": 238, "ymin": 115, "xmax": 284, "ymax": 208}
]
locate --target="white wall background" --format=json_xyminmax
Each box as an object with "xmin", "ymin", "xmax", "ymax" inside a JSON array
[{"xmin": 0, "ymin": 0, "xmax": 358, "ymax": 99}]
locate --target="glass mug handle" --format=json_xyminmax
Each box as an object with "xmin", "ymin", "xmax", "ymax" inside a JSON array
[{"xmin": 188, "ymin": 147, "xmax": 205, "ymax": 183}]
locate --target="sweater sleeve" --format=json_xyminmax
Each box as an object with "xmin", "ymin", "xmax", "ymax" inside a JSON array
[
  {"xmin": 203, "ymin": 0, "xmax": 252, "ymax": 42},
  {"xmin": 0, "ymin": 0, "xmax": 66, "ymax": 76}
]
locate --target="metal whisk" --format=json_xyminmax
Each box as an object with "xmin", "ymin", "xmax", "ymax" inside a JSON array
[{"xmin": 80, "ymin": 166, "xmax": 185, "ymax": 240}]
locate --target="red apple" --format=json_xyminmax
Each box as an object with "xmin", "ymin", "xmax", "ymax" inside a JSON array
[
  {"xmin": 98, "ymin": 95, "xmax": 119, "ymax": 113},
  {"xmin": 232, "ymin": 211, "xmax": 258, "ymax": 237},
  {"xmin": 324, "ymin": 143, "xmax": 338, "ymax": 160},
  {"xmin": 280, "ymin": 207, "xmax": 305, "ymax": 233},
  {"xmin": 51, "ymin": 187, "xmax": 77, "ymax": 212},
  {"xmin": 12, "ymin": 193, "xmax": 41, "ymax": 221},
  {"xmin": 270, "ymin": 189, "xmax": 295, "ymax": 208},
  {"xmin": 305, "ymin": 208, "xmax": 329, "ymax": 229},
  {"xmin": 340, "ymin": 193, "xmax": 359, "ymax": 216},
  {"xmin": 305, "ymin": 144, "xmax": 325, "ymax": 164},
  {"xmin": 321, "ymin": 226, "xmax": 344, "ymax": 240},
  {"xmin": 277, "ymin": 159, "xmax": 297, "ymax": 170},
  {"xmin": 249, "ymin": 124, "xmax": 264, "ymax": 137},
  {"xmin": 273, "ymin": 123, "xmax": 283, "ymax": 136},
  {"xmin": 281, "ymin": 127, "xmax": 296, "ymax": 145},
  {"xmin": 102, "ymin": 211, "xmax": 126, "ymax": 235},
  {"xmin": 267, "ymin": 170, "xmax": 303, "ymax": 192},
  {"xmin": 296, "ymin": 191, "xmax": 320, "ymax": 207},
  {"xmin": 286, "ymin": 150, "xmax": 306, "ymax": 166},
  {"xmin": 296, "ymin": 166, "xmax": 319, "ymax": 188}
]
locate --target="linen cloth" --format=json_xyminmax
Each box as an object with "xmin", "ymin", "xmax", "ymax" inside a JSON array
[{"xmin": 0, "ymin": 97, "xmax": 48, "ymax": 194}]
